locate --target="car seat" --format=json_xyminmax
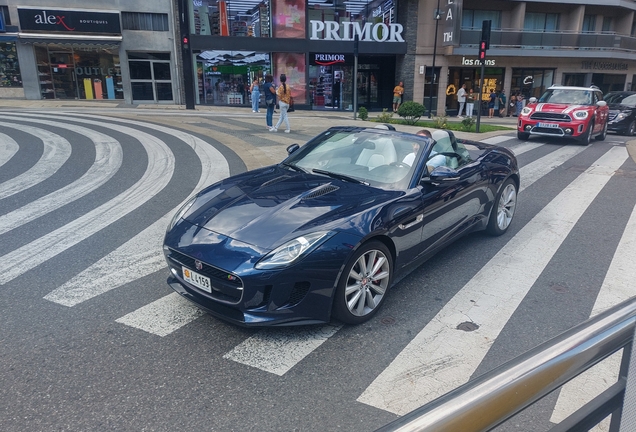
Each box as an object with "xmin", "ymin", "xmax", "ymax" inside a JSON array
[{"xmin": 356, "ymin": 137, "xmax": 397, "ymax": 169}]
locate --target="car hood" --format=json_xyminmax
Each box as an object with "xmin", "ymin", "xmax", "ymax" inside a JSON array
[
  {"xmin": 531, "ymin": 103, "xmax": 590, "ymax": 113},
  {"xmin": 182, "ymin": 166, "xmax": 398, "ymax": 249},
  {"xmin": 608, "ymin": 103, "xmax": 635, "ymax": 112}
]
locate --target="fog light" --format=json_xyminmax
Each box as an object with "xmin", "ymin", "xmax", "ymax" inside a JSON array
[
  {"xmin": 525, "ymin": 125, "xmax": 532, "ymax": 131},
  {"xmin": 564, "ymin": 128, "xmax": 573, "ymax": 135}
]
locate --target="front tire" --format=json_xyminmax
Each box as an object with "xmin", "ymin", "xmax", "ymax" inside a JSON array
[
  {"xmin": 333, "ymin": 241, "xmax": 392, "ymax": 325},
  {"xmin": 628, "ymin": 121, "xmax": 636, "ymax": 136},
  {"xmin": 579, "ymin": 121, "xmax": 593, "ymax": 145},
  {"xmin": 517, "ymin": 131, "xmax": 530, "ymax": 141},
  {"xmin": 486, "ymin": 178, "xmax": 517, "ymax": 236},
  {"xmin": 595, "ymin": 121, "xmax": 607, "ymax": 141}
]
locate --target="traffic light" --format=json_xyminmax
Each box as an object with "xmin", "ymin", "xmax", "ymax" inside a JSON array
[{"xmin": 478, "ymin": 40, "xmax": 487, "ymax": 61}]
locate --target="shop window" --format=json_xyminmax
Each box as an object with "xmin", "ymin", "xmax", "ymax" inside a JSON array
[
  {"xmin": 128, "ymin": 52, "xmax": 173, "ymax": 103},
  {"xmin": 1, "ymin": 5, "xmax": 11, "ymax": 25},
  {"xmin": 190, "ymin": 1, "xmax": 271, "ymax": 37},
  {"xmin": 196, "ymin": 50, "xmax": 270, "ymax": 106},
  {"xmin": 122, "ymin": 12, "xmax": 169, "ymax": 31},
  {"xmin": 461, "ymin": 10, "xmax": 501, "ymax": 30},
  {"xmin": 34, "ymin": 44, "xmax": 122, "ymax": 100},
  {"xmin": 0, "ymin": 42, "xmax": 22, "ymax": 87},
  {"xmin": 524, "ymin": 13, "xmax": 559, "ymax": 31}
]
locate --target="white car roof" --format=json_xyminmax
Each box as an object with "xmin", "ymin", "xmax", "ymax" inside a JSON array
[{"xmin": 548, "ymin": 85, "xmax": 601, "ymax": 92}]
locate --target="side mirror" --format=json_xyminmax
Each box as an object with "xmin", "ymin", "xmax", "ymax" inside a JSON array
[
  {"xmin": 597, "ymin": 100, "xmax": 607, "ymax": 107},
  {"xmin": 286, "ymin": 143, "xmax": 300, "ymax": 154},
  {"xmin": 529, "ymin": 97, "xmax": 537, "ymax": 104},
  {"xmin": 423, "ymin": 166, "xmax": 460, "ymax": 183}
]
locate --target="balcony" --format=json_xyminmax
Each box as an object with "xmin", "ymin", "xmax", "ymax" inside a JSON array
[{"xmin": 459, "ymin": 28, "xmax": 636, "ymax": 55}]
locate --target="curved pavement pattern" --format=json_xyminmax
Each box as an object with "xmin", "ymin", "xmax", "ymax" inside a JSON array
[{"xmin": 1, "ymin": 109, "xmax": 635, "ymax": 431}]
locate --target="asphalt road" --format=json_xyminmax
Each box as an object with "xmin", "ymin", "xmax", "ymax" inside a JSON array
[{"xmin": 1, "ymin": 106, "xmax": 635, "ymax": 432}]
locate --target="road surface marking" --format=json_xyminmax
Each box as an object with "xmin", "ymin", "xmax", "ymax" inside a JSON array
[
  {"xmin": 0, "ymin": 120, "xmax": 122, "ymax": 235},
  {"xmin": 115, "ymin": 293, "xmax": 204, "ymax": 337},
  {"xmin": 224, "ymin": 325, "xmax": 342, "ymax": 376},
  {"xmin": 0, "ymin": 118, "xmax": 174, "ymax": 285},
  {"xmin": 551, "ymin": 191, "xmax": 636, "ymax": 428},
  {"xmin": 357, "ymin": 146, "xmax": 628, "ymax": 415},
  {"xmin": 520, "ymin": 145, "xmax": 587, "ymax": 192},
  {"xmin": 0, "ymin": 133, "xmax": 19, "ymax": 168},
  {"xmin": 0, "ymin": 122, "xmax": 71, "ymax": 200},
  {"xmin": 44, "ymin": 114, "xmax": 228, "ymax": 306}
]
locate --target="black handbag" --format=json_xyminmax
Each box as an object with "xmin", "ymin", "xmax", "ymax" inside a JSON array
[{"xmin": 287, "ymin": 97, "xmax": 295, "ymax": 112}]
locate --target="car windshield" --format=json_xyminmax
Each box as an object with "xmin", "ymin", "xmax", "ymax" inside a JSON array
[
  {"xmin": 604, "ymin": 93, "xmax": 636, "ymax": 107},
  {"xmin": 283, "ymin": 129, "xmax": 428, "ymax": 190},
  {"xmin": 538, "ymin": 89, "xmax": 592, "ymax": 105}
]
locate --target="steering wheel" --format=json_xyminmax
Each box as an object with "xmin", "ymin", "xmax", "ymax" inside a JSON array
[{"xmin": 390, "ymin": 161, "xmax": 409, "ymax": 168}]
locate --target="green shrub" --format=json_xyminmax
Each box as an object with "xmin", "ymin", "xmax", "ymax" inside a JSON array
[
  {"xmin": 376, "ymin": 108, "xmax": 393, "ymax": 123},
  {"xmin": 433, "ymin": 113, "xmax": 448, "ymax": 129},
  {"xmin": 461, "ymin": 116, "xmax": 475, "ymax": 131},
  {"xmin": 397, "ymin": 101, "xmax": 426, "ymax": 125},
  {"xmin": 358, "ymin": 106, "xmax": 369, "ymax": 120}
]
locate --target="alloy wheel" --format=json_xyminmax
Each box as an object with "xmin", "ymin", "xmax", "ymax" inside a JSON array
[
  {"xmin": 496, "ymin": 183, "xmax": 517, "ymax": 231},
  {"xmin": 345, "ymin": 249, "xmax": 390, "ymax": 317}
]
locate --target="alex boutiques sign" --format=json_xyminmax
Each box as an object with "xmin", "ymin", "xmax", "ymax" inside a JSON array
[
  {"xmin": 310, "ymin": 20, "xmax": 405, "ymax": 42},
  {"xmin": 18, "ymin": 8, "xmax": 121, "ymax": 34}
]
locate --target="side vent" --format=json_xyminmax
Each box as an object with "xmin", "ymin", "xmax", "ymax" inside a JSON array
[
  {"xmin": 285, "ymin": 282, "xmax": 311, "ymax": 306},
  {"xmin": 303, "ymin": 184, "xmax": 339, "ymax": 200}
]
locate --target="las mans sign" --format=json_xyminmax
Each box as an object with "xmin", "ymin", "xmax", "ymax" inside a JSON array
[{"xmin": 310, "ymin": 20, "xmax": 405, "ymax": 42}]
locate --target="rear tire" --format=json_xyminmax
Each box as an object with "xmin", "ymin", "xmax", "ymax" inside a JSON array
[
  {"xmin": 333, "ymin": 241, "xmax": 392, "ymax": 325},
  {"xmin": 517, "ymin": 131, "xmax": 530, "ymax": 141},
  {"xmin": 486, "ymin": 178, "xmax": 517, "ymax": 236}
]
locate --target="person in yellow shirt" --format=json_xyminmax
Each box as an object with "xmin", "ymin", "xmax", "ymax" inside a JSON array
[
  {"xmin": 270, "ymin": 74, "xmax": 292, "ymax": 133},
  {"xmin": 393, "ymin": 81, "xmax": 404, "ymax": 113}
]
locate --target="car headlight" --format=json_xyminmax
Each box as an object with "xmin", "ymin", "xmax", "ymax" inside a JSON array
[
  {"xmin": 573, "ymin": 110, "xmax": 589, "ymax": 120},
  {"xmin": 521, "ymin": 107, "xmax": 532, "ymax": 116},
  {"xmin": 255, "ymin": 231, "xmax": 332, "ymax": 269},
  {"xmin": 167, "ymin": 196, "xmax": 197, "ymax": 232},
  {"xmin": 615, "ymin": 112, "xmax": 629, "ymax": 121}
]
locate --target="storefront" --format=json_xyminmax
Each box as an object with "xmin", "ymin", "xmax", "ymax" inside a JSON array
[
  {"xmin": 0, "ymin": 7, "xmax": 23, "ymax": 98},
  {"xmin": 187, "ymin": 0, "xmax": 406, "ymax": 110},
  {"xmin": 447, "ymin": 57, "xmax": 505, "ymax": 116}
]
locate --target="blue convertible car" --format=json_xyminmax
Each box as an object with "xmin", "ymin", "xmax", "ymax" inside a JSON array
[{"xmin": 163, "ymin": 127, "xmax": 519, "ymax": 326}]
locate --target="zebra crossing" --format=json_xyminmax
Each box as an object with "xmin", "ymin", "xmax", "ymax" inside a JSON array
[{"xmin": 1, "ymin": 110, "xmax": 635, "ymax": 428}]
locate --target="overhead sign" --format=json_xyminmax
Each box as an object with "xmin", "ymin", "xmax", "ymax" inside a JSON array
[
  {"xmin": 18, "ymin": 8, "xmax": 121, "ymax": 34},
  {"xmin": 443, "ymin": 0, "xmax": 463, "ymax": 47},
  {"xmin": 310, "ymin": 20, "xmax": 404, "ymax": 42}
]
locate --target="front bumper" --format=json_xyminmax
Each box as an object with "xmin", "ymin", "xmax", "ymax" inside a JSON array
[{"xmin": 518, "ymin": 117, "xmax": 589, "ymax": 138}]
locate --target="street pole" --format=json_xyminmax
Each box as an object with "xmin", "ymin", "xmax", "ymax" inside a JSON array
[
  {"xmin": 179, "ymin": 0, "xmax": 195, "ymax": 109},
  {"xmin": 476, "ymin": 60, "xmax": 485, "ymax": 133},
  {"xmin": 353, "ymin": 35, "xmax": 359, "ymax": 120},
  {"xmin": 428, "ymin": 0, "xmax": 441, "ymax": 118}
]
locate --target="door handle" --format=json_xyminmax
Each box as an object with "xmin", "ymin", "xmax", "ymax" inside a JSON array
[{"xmin": 399, "ymin": 214, "xmax": 423, "ymax": 230}]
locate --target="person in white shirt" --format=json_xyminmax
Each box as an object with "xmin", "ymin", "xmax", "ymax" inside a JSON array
[{"xmin": 457, "ymin": 84, "xmax": 467, "ymax": 117}]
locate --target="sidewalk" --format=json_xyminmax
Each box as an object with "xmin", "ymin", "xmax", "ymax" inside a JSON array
[{"xmin": 0, "ymin": 98, "xmax": 517, "ymax": 141}]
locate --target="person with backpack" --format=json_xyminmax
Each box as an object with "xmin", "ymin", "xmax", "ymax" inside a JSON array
[{"xmin": 271, "ymin": 73, "xmax": 292, "ymax": 133}]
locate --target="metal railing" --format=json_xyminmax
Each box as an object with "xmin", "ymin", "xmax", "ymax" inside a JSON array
[
  {"xmin": 460, "ymin": 29, "xmax": 636, "ymax": 52},
  {"xmin": 376, "ymin": 297, "xmax": 636, "ymax": 432}
]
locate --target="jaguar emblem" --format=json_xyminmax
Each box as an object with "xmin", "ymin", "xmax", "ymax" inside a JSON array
[{"xmin": 195, "ymin": 260, "xmax": 203, "ymax": 271}]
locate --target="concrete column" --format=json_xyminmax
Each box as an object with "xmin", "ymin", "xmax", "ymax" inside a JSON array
[
  {"xmin": 510, "ymin": 2, "xmax": 526, "ymax": 30},
  {"xmin": 437, "ymin": 65, "xmax": 448, "ymax": 116}
]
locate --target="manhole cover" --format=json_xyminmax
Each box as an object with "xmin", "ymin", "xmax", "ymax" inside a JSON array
[
  {"xmin": 457, "ymin": 321, "xmax": 479, "ymax": 332},
  {"xmin": 381, "ymin": 316, "xmax": 396, "ymax": 325}
]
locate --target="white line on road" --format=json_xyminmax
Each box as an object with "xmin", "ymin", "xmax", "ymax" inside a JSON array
[
  {"xmin": 357, "ymin": 146, "xmax": 628, "ymax": 415},
  {"xmin": 224, "ymin": 325, "xmax": 342, "ymax": 376},
  {"xmin": 43, "ymin": 114, "xmax": 228, "ymax": 307},
  {"xmin": 0, "ymin": 133, "xmax": 19, "ymax": 169},
  {"xmin": 0, "ymin": 118, "xmax": 174, "ymax": 285},
  {"xmin": 0, "ymin": 120, "xmax": 122, "ymax": 235},
  {"xmin": 551, "ymin": 191, "xmax": 636, "ymax": 428},
  {"xmin": 115, "ymin": 293, "xmax": 205, "ymax": 337},
  {"xmin": 0, "ymin": 122, "xmax": 71, "ymax": 200},
  {"xmin": 519, "ymin": 145, "xmax": 587, "ymax": 192}
]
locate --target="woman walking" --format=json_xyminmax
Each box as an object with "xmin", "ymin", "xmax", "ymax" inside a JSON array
[
  {"xmin": 271, "ymin": 73, "xmax": 292, "ymax": 133},
  {"xmin": 250, "ymin": 78, "xmax": 261, "ymax": 113},
  {"xmin": 263, "ymin": 75, "xmax": 276, "ymax": 130},
  {"xmin": 466, "ymin": 88, "xmax": 475, "ymax": 117}
]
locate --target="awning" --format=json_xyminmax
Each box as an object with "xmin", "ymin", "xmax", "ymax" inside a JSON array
[{"xmin": 18, "ymin": 32, "xmax": 122, "ymax": 49}]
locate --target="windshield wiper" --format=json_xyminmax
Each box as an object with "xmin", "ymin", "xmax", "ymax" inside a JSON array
[
  {"xmin": 312, "ymin": 169, "xmax": 369, "ymax": 185},
  {"xmin": 281, "ymin": 162, "xmax": 306, "ymax": 173}
]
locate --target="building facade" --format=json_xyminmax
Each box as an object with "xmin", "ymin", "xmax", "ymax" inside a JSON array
[
  {"xmin": 414, "ymin": 0, "xmax": 636, "ymax": 116},
  {"xmin": 0, "ymin": 0, "xmax": 181, "ymax": 104}
]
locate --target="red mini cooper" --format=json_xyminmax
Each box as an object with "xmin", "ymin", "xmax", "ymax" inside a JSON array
[{"xmin": 517, "ymin": 85, "xmax": 609, "ymax": 145}]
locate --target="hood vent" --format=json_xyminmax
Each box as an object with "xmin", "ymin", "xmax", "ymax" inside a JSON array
[
  {"xmin": 303, "ymin": 184, "xmax": 340, "ymax": 200},
  {"xmin": 260, "ymin": 175, "xmax": 291, "ymax": 188}
]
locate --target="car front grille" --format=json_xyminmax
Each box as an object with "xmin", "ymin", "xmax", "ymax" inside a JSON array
[
  {"xmin": 532, "ymin": 126, "xmax": 564, "ymax": 135},
  {"xmin": 166, "ymin": 248, "xmax": 243, "ymax": 303},
  {"xmin": 530, "ymin": 112, "xmax": 571, "ymax": 122},
  {"xmin": 608, "ymin": 112, "xmax": 619, "ymax": 121}
]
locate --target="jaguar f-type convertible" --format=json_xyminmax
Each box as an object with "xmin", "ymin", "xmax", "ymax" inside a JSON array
[{"xmin": 163, "ymin": 127, "xmax": 519, "ymax": 326}]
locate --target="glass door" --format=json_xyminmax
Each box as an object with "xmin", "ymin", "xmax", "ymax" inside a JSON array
[{"xmin": 356, "ymin": 70, "xmax": 379, "ymax": 110}]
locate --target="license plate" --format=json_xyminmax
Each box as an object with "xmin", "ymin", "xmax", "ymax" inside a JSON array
[
  {"xmin": 182, "ymin": 266, "xmax": 211, "ymax": 293},
  {"xmin": 538, "ymin": 122, "xmax": 559, "ymax": 128}
]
